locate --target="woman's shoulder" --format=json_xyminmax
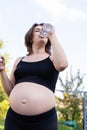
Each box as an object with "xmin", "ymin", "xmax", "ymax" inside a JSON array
[
  {"xmin": 14, "ymin": 56, "xmax": 24, "ymax": 66},
  {"xmin": 49, "ymin": 55, "xmax": 54, "ymax": 62}
]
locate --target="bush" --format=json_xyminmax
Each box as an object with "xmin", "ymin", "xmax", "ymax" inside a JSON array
[{"xmin": 0, "ymin": 100, "xmax": 9, "ymax": 119}]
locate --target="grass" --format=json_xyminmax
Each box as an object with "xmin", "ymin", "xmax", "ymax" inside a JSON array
[
  {"xmin": 58, "ymin": 124, "xmax": 73, "ymax": 130},
  {"xmin": 0, "ymin": 119, "xmax": 73, "ymax": 130}
]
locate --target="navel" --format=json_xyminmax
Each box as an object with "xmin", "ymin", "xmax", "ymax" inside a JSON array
[{"xmin": 21, "ymin": 97, "xmax": 28, "ymax": 104}]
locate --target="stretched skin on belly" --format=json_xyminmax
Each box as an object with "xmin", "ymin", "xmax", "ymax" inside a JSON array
[{"xmin": 9, "ymin": 82, "xmax": 56, "ymax": 115}]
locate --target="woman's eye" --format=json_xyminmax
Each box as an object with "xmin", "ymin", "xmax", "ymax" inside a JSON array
[
  {"xmin": 35, "ymin": 30, "xmax": 39, "ymax": 32},
  {"xmin": 35, "ymin": 29, "xmax": 41, "ymax": 32}
]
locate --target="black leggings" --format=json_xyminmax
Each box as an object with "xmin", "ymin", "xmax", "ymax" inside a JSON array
[{"xmin": 4, "ymin": 107, "xmax": 58, "ymax": 130}]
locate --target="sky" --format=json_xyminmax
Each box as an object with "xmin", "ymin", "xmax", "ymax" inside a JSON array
[{"xmin": 0, "ymin": 0, "xmax": 87, "ymax": 92}]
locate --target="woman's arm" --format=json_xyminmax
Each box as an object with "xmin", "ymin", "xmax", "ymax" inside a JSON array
[
  {"xmin": 0, "ymin": 57, "xmax": 14, "ymax": 96},
  {"xmin": 48, "ymin": 27, "xmax": 68, "ymax": 71},
  {"xmin": 0, "ymin": 70, "xmax": 14, "ymax": 96},
  {"xmin": 0, "ymin": 57, "xmax": 21, "ymax": 96}
]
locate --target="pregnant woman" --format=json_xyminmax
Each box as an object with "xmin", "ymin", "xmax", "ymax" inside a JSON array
[{"xmin": 0, "ymin": 23, "xmax": 68, "ymax": 130}]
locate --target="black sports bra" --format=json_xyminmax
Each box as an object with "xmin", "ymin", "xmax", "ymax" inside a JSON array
[{"xmin": 14, "ymin": 57, "xmax": 59, "ymax": 92}]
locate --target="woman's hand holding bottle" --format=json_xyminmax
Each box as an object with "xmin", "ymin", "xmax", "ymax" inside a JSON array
[{"xmin": 0, "ymin": 57, "xmax": 5, "ymax": 72}]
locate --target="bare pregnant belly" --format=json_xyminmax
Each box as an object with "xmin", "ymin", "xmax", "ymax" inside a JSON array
[{"xmin": 9, "ymin": 82, "xmax": 56, "ymax": 115}]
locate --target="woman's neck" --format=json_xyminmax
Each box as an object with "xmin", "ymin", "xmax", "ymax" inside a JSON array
[{"xmin": 32, "ymin": 46, "xmax": 46, "ymax": 54}]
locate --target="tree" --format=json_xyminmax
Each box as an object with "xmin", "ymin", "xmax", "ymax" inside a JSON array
[
  {"xmin": 59, "ymin": 67, "xmax": 85, "ymax": 92},
  {"xmin": 56, "ymin": 68, "xmax": 85, "ymax": 130}
]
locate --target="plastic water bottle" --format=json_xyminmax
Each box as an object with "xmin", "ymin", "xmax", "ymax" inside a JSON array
[{"xmin": 40, "ymin": 23, "xmax": 53, "ymax": 37}]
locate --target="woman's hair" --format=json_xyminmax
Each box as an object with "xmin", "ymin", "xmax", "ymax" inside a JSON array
[{"xmin": 25, "ymin": 23, "xmax": 51, "ymax": 55}]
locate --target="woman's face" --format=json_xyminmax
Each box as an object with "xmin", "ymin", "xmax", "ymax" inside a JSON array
[{"xmin": 32, "ymin": 25, "xmax": 48, "ymax": 45}]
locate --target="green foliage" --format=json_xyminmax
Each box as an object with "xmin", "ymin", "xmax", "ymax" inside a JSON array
[
  {"xmin": 59, "ymin": 68, "xmax": 85, "ymax": 91},
  {"xmin": 0, "ymin": 100, "xmax": 9, "ymax": 119},
  {"xmin": 0, "ymin": 40, "xmax": 4, "ymax": 49},
  {"xmin": 0, "ymin": 119, "xmax": 4, "ymax": 130},
  {"xmin": 57, "ymin": 93, "xmax": 83, "ymax": 121},
  {"xmin": 56, "ymin": 68, "xmax": 84, "ymax": 130}
]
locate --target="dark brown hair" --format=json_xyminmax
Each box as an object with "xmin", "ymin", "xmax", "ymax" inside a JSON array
[{"xmin": 25, "ymin": 23, "xmax": 51, "ymax": 55}]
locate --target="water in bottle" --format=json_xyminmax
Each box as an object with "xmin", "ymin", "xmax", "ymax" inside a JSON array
[{"xmin": 40, "ymin": 23, "xmax": 53, "ymax": 37}]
